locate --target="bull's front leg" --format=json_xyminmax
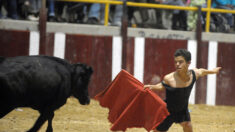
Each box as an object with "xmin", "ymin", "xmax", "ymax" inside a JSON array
[{"xmin": 27, "ymin": 111, "xmax": 54, "ymax": 132}]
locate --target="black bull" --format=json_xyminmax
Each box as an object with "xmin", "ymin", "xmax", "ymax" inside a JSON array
[{"xmin": 0, "ymin": 56, "xmax": 93, "ymax": 132}]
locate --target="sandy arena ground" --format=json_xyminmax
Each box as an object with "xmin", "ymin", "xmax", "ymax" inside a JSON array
[{"xmin": 0, "ymin": 98, "xmax": 235, "ymax": 132}]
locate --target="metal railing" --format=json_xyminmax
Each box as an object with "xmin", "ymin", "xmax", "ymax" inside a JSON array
[{"xmin": 58, "ymin": 0, "xmax": 235, "ymax": 32}]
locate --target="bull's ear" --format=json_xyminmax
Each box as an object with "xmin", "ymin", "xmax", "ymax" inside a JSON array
[
  {"xmin": 86, "ymin": 66, "xmax": 93, "ymax": 74},
  {"xmin": 73, "ymin": 63, "xmax": 93, "ymax": 74},
  {"xmin": 72, "ymin": 63, "xmax": 83, "ymax": 69}
]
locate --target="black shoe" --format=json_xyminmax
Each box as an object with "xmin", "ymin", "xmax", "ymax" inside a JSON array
[
  {"xmin": 155, "ymin": 24, "xmax": 166, "ymax": 29},
  {"xmin": 87, "ymin": 17, "xmax": 99, "ymax": 24},
  {"xmin": 56, "ymin": 16, "xmax": 66, "ymax": 22},
  {"xmin": 48, "ymin": 16, "xmax": 56, "ymax": 22}
]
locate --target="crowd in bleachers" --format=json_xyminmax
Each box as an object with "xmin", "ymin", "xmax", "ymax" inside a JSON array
[{"xmin": 0, "ymin": 0, "xmax": 235, "ymax": 33}]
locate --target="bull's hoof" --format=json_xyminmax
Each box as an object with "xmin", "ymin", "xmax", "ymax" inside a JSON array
[
  {"xmin": 46, "ymin": 126, "xmax": 53, "ymax": 132},
  {"xmin": 46, "ymin": 128, "xmax": 53, "ymax": 132},
  {"xmin": 27, "ymin": 130, "xmax": 36, "ymax": 132},
  {"xmin": 27, "ymin": 127, "xmax": 39, "ymax": 132}
]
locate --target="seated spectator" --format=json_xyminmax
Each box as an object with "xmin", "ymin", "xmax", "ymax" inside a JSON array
[
  {"xmin": 187, "ymin": 0, "xmax": 206, "ymax": 31},
  {"xmin": 212, "ymin": 0, "xmax": 235, "ymax": 32}
]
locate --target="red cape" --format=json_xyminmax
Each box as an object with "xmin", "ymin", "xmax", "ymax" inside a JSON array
[{"xmin": 95, "ymin": 70, "xmax": 169, "ymax": 131}]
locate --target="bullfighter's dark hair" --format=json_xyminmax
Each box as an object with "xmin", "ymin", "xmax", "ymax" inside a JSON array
[{"xmin": 174, "ymin": 49, "xmax": 191, "ymax": 62}]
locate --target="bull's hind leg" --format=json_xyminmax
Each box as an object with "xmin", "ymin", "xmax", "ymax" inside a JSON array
[
  {"xmin": 0, "ymin": 107, "xmax": 13, "ymax": 118},
  {"xmin": 46, "ymin": 111, "xmax": 54, "ymax": 132},
  {"xmin": 27, "ymin": 111, "xmax": 54, "ymax": 132},
  {"xmin": 27, "ymin": 112, "xmax": 47, "ymax": 132}
]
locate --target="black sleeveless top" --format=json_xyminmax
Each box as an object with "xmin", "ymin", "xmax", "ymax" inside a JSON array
[{"xmin": 162, "ymin": 70, "xmax": 196, "ymax": 113}]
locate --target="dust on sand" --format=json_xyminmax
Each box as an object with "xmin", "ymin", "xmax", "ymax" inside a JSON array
[{"xmin": 0, "ymin": 98, "xmax": 235, "ymax": 132}]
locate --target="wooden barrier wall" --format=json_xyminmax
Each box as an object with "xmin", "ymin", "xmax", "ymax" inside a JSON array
[{"xmin": 0, "ymin": 29, "xmax": 234, "ymax": 106}]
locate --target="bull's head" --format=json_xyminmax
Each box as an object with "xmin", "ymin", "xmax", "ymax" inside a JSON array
[{"xmin": 72, "ymin": 63, "xmax": 93, "ymax": 105}]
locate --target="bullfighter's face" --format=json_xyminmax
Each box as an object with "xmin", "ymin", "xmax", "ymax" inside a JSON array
[{"xmin": 174, "ymin": 56, "xmax": 190, "ymax": 73}]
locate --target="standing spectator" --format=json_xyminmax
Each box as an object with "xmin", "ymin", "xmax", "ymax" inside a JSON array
[
  {"xmin": 233, "ymin": 0, "xmax": 235, "ymax": 31},
  {"xmin": 27, "ymin": 0, "xmax": 41, "ymax": 21},
  {"xmin": 155, "ymin": 0, "xmax": 187, "ymax": 30},
  {"xmin": 148, "ymin": 0, "xmax": 165, "ymax": 29},
  {"xmin": 135, "ymin": 0, "xmax": 149, "ymax": 24},
  {"xmin": 87, "ymin": 3, "xmax": 100, "ymax": 24},
  {"xmin": 130, "ymin": 0, "xmax": 150, "ymax": 28},
  {"xmin": 66, "ymin": 2, "xmax": 85, "ymax": 23},
  {"xmin": 64, "ymin": 3, "xmax": 100, "ymax": 24},
  {"xmin": 0, "ymin": 0, "xmax": 19, "ymax": 19},
  {"xmin": 187, "ymin": 0, "xmax": 206, "ymax": 31},
  {"xmin": 0, "ymin": 0, "xmax": 3, "ymax": 18},
  {"xmin": 7, "ymin": 0, "xmax": 18, "ymax": 19},
  {"xmin": 17, "ymin": 0, "xmax": 30, "ymax": 19},
  {"xmin": 212, "ymin": 0, "xmax": 235, "ymax": 32},
  {"xmin": 100, "ymin": 0, "xmax": 124, "ymax": 26},
  {"xmin": 54, "ymin": 1, "xmax": 67, "ymax": 22},
  {"xmin": 47, "ymin": 0, "xmax": 56, "ymax": 22}
]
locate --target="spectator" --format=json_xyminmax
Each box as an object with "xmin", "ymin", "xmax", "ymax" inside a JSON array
[
  {"xmin": 187, "ymin": 0, "xmax": 206, "ymax": 31},
  {"xmin": 54, "ymin": 1, "xmax": 66, "ymax": 22},
  {"xmin": 155, "ymin": 0, "xmax": 187, "ymax": 30},
  {"xmin": 0, "ymin": 0, "xmax": 3, "ymax": 18},
  {"xmin": 0, "ymin": 0, "xmax": 18, "ymax": 19},
  {"xmin": 7, "ymin": 0, "xmax": 18, "ymax": 19},
  {"xmin": 129, "ymin": 0, "xmax": 150, "ymax": 28},
  {"xmin": 148, "ymin": 0, "xmax": 165, "ymax": 29},
  {"xmin": 47, "ymin": 0, "xmax": 56, "ymax": 22},
  {"xmin": 212, "ymin": 0, "xmax": 235, "ymax": 32},
  {"xmin": 87, "ymin": 4, "xmax": 100, "ymax": 24},
  {"xmin": 27, "ymin": 0, "xmax": 41, "ymax": 21},
  {"xmin": 17, "ymin": 0, "xmax": 29, "ymax": 19},
  {"xmin": 134, "ymin": 0, "xmax": 149, "ymax": 24},
  {"xmin": 135, "ymin": 0, "xmax": 148, "ymax": 22},
  {"xmin": 100, "ymin": 0, "xmax": 124, "ymax": 26},
  {"xmin": 64, "ymin": 3, "xmax": 100, "ymax": 24}
]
